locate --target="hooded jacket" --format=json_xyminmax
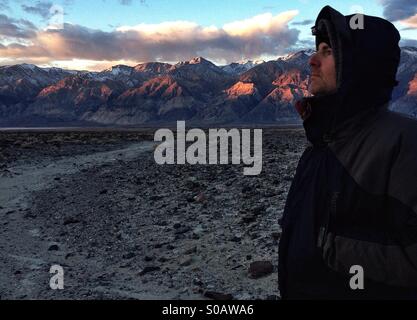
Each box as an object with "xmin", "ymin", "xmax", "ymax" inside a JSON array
[{"xmin": 278, "ymin": 6, "xmax": 417, "ymax": 299}]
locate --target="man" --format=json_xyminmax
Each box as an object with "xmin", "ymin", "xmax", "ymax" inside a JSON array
[{"xmin": 278, "ymin": 6, "xmax": 417, "ymax": 299}]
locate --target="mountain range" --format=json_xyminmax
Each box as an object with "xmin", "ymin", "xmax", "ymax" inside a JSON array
[{"xmin": 0, "ymin": 47, "xmax": 416, "ymax": 126}]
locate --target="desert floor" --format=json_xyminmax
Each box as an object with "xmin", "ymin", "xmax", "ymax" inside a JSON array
[{"xmin": 0, "ymin": 128, "xmax": 306, "ymax": 300}]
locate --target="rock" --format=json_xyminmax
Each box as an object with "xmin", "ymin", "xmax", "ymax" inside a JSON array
[
  {"xmin": 241, "ymin": 214, "xmax": 256, "ymax": 224},
  {"xmin": 272, "ymin": 232, "xmax": 281, "ymax": 241},
  {"xmin": 144, "ymin": 256, "xmax": 154, "ymax": 262},
  {"xmin": 139, "ymin": 266, "xmax": 160, "ymax": 276},
  {"xmin": 99, "ymin": 189, "xmax": 108, "ymax": 195},
  {"xmin": 149, "ymin": 195, "xmax": 162, "ymax": 201},
  {"xmin": 250, "ymin": 233, "xmax": 259, "ymax": 240},
  {"xmin": 174, "ymin": 226, "xmax": 191, "ymax": 235},
  {"xmin": 231, "ymin": 264, "xmax": 243, "ymax": 270},
  {"xmin": 122, "ymin": 252, "xmax": 136, "ymax": 260},
  {"xmin": 203, "ymin": 291, "xmax": 234, "ymax": 300},
  {"xmin": 48, "ymin": 244, "xmax": 60, "ymax": 251},
  {"xmin": 192, "ymin": 225, "xmax": 205, "ymax": 236},
  {"xmin": 191, "ymin": 233, "xmax": 200, "ymax": 240},
  {"xmin": 194, "ymin": 192, "xmax": 207, "ymax": 203},
  {"xmin": 185, "ymin": 177, "xmax": 200, "ymax": 190},
  {"xmin": 266, "ymin": 207, "xmax": 276, "ymax": 214},
  {"xmin": 241, "ymin": 185, "xmax": 252, "ymax": 193},
  {"xmin": 65, "ymin": 252, "xmax": 76, "ymax": 259},
  {"xmin": 63, "ymin": 217, "xmax": 81, "ymax": 225},
  {"xmin": 154, "ymin": 242, "xmax": 165, "ymax": 248},
  {"xmin": 24, "ymin": 212, "xmax": 36, "ymax": 218},
  {"xmin": 184, "ymin": 246, "xmax": 197, "ymax": 255},
  {"xmin": 180, "ymin": 287, "xmax": 189, "ymax": 294},
  {"xmin": 180, "ymin": 257, "xmax": 194, "ymax": 267},
  {"xmin": 251, "ymin": 205, "xmax": 265, "ymax": 215},
  {"xmin": 229, "ymin": 235, "xmax": 241, "ymax": 242},
  {"xmin": 248, "ymin": 261, "xmax": 274, "ymax": 279}
]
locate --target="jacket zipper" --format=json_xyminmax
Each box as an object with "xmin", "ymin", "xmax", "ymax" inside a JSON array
[{"xmin": 319, "ymin": 144, "xmax": 336, "ymax": 250}]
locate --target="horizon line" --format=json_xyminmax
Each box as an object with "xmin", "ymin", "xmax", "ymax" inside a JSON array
[{"xmin": 1, "ymin": 46, "xmax": 416, "ymax": 72}]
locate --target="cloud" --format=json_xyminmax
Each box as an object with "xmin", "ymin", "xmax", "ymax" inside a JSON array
[
  {"xmin": 0, "ymin": 0, "xmax": 9, "ymax": 11},
  {"xmin": 380, "ymin": 0, "xmax": 417, "ymax": 21},
  {"xmin": 0, "ymin": 10, "xmax": 301, "ymax": 67},
  {"xmin": 22, "ymin": 1, "xmax": 54, "ymax": 19},
  {"xmin": 289, "ymin": 38, "xmax": 315, "ymax": 50},
  {"xmin": 401, "ymin": 13, "xmax": 417, "ymax": 29},
  {"xmin": 291, "ymin": 19, "xmax": 314, "ymax": 26},
  {"xmin": 0, "ymin": 14, "xmax": 37, "ymax": 39}
]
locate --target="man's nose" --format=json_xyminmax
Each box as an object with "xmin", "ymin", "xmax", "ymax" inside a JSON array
[{"xmin": 309, "ymin": 53, "xmax": 320, "ymax": 69}]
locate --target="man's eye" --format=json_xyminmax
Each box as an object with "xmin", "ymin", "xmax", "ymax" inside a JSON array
[
  {"xmin": 320, "ymin": 49, "xmax": 332, "ymax": 55},
  {"xmin": 314, "ymin": 48, "xmax": 332, "ymax": 56}
]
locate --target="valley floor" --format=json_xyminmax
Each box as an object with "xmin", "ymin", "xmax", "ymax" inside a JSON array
[{"xmin": 0, "ymin": 128, "xmax": 306, "ymax": 300}]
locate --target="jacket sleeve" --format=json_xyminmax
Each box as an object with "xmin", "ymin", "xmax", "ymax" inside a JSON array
[{"xmin": 321, "ymin": 129, "xmax": 417, "ymax": 288}]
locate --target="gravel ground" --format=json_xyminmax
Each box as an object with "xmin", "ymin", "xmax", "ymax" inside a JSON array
[{"xmin": 0, "ymin": 128, "xmax": 306, "ymax": 300}]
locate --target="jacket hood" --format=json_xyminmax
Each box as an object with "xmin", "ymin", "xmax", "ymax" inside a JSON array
[{"xmin": 299, "ymin": 6, "xmax": 401, "ymax": 146}]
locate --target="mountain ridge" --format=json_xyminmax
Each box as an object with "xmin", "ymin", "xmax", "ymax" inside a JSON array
[{"xmin": 1, "ymin": 48, "xmax": 416, "ymax": 126}]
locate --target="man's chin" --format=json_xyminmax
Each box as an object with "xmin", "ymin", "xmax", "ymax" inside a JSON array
[
  {"xmin": 309, "ymin": 86, "xmax": 336, "ymax": 96},
  {"xmin": 308, "ymin": 86, "xmax": 322, "ymax": 96}
]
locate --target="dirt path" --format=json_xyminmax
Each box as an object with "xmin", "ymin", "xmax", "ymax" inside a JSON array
[{"xmin": 0, "ymin": 141, "xmax": 157, "ymax": 299}]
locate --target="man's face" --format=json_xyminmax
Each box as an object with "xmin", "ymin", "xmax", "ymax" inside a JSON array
[{"xmin": 308, "ymin": 42, "xmax": 337, "ymax": 95}]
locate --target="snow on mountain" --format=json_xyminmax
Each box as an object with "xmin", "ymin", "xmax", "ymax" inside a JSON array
[
  {"xmin": 278, "ymin": 49, "xmax": 315, "ymax": 68},
  {"xmin": 221, "ymin": 60, "xmax": 265, "ymax": 75},
  {"xmin": 20, "ymin": 63, "xmax": 38, "ymax": 71},
  {"xmin": 279, "ymin": 49, "xmax": 315, "ymax": 60},
  {"xmin": 98, "ymin": 65, "xmax": 133, "ymax": 78},
  {"xmin": 174, "ymin": 57, "xmax": 222, "ymax": 72}
]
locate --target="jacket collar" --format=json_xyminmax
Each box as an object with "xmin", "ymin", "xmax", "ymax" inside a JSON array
[{"xmin": 296, "ymin": 92, "xmax": 389, "ymax": 147}]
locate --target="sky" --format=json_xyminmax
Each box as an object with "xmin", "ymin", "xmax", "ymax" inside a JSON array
[{"xmin": 0, "ymin": 0, "xmax": 416, "ymax": 70}]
